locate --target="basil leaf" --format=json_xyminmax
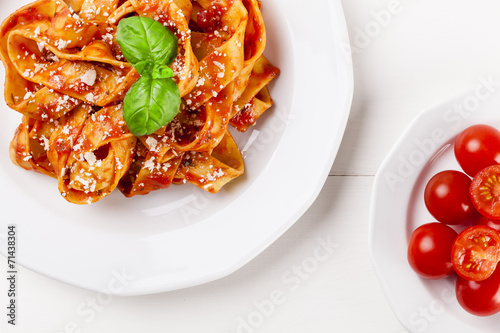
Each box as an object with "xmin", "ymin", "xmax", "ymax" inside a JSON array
[
  {"xmin": 123, "ymin": 77, "xmax": 181, "ymax": 136},
  {"xmin": 152, "ymin": 64, "xmax": 174, "ymax": 79},
  {"xmin": 133, "ymin": 60, "xmax": 155, "ymax": 77},
  {"xmin": 117, "ymin": 16, "xmax": 181, "ymax": 136},
  {"xmin": 116, "ymin": 16, "xmax": 178, "ymax": 67},
  {"xmin": 133, "ymin": 62, "xmax": 174, "ymax": 79}
]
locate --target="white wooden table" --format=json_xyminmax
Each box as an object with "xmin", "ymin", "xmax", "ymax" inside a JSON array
[{"xmin": 4, "ymin": 0, "xmax": 500, "ymax": 332}]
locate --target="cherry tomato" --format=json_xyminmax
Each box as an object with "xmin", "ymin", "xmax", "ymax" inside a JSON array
[
  {"xmin": 424, "ymin": 170, "xmax": 475, "ymax": 225},
  {"xmin": 407, "ymin": 223, "xmax": 458, "ymax": 279},
  {"xmin": 470, "ymin": 165, "xmax": 500, "ymax": 220},
  {"xmin": 452, "ymin": 226, "xmax": 500, "ymax": 281},
  {"xmin": 456, "ymin": 265, "xmax": 500, "ymax": 316},
  {"xmin": 475, "ymin": 214, "xmax": 500, "ymax": 232},
  {"xmin": 454, "ymin": 124, "xmax": 500, "ymax": 177}
]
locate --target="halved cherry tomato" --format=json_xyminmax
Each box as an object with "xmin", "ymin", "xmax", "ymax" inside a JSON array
[
  {"xmin": 456, "ymin": 264, "xmax": 500, "ymax": 316},
  {"xmin": 451, "ymin": 225, "xmax": 500, "ymax": 281},
  {"xmin": 424, "ymin": 170, "xmax": 475, "ymax": 225},
  {"xmin": 454, "ymin": 124, "xmax": 500, "ymax": 177},
  {"xmin": 470, "ymin": 165, "xmax": 500, "ymax": 220},
  {"xmin": 408, "ymin": 223, "xmax": 458, "ymax": 279}
]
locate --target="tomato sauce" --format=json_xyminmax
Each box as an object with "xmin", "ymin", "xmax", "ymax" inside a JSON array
[{"xmin": 195, "ymin": 1, "xmax": 231, "ymax": 33}]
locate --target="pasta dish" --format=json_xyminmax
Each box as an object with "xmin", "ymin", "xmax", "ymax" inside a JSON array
[{"xmin": 0, "ymin": 0, "xmax": 279, "ymax": 204}]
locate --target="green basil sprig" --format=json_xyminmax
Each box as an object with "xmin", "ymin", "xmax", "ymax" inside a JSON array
[{"xmin": 117, "ymin": 16, "xmax": 181, "ymax": 136}]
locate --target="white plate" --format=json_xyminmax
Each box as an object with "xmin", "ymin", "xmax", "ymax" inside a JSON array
[
  {"xmin": 0, "ymin": 0, "xmax": 353, "ymax": 295},
  {"xmin": 370, "ymin": 84, "xmax": 500, "ymax": 332}
]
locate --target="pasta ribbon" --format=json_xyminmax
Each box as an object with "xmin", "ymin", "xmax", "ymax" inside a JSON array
[
  {"xmin": 176, "ymin": 130, "xmax": 244, "ymax": 193},
  {"xmin": 9, "ymin": 115, "xmax": 58, "ymax": 178},
  {"xmin": 48, "ymin": 104, "xmax": 136, "ymax": 204},
  {"xmin": 231, "ymin": 55, "xmax": 279, "ymax": 131}
]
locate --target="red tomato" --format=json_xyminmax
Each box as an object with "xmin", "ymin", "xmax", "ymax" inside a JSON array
[
  {"xmin": 456, "ymin": 265, "xmax": 500, "ymax": 316},
  {"xmin": 475, "ymin": 214, "xmax": 500, "ymax": 232},
  {"xmin": 454, "ymin": 124, "xmax": 500, "ymax": 177},
  {"xmin": 452, "ymin": 226, "xmax": 500, "ymax": 281},
  {"xmin": 470, "ymin": 165, "xmax": 500, "ymax": 220},
  {"xmin": 408, "ymin": 223, "xmax": 458, "ymax": 279},
  {"xmin": 424, "ymin": 170, "xmax": 475, "ymax": 225}
]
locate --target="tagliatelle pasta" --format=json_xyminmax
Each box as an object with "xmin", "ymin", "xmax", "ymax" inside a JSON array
[{"xmin": 0, "ymin": 0, "xmax": 279, "ymax": 204}]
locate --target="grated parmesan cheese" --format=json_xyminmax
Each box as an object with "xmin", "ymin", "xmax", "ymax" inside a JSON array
[
  {"xmin": 80, "ymin": 69, "xmax": 97, "ymax": 86},
  {"xmin": 84, "ymin": 152, "xmax": 97, "ymax": 166},
  {"xmin": 146, "ymin": 137, "xmax": 159, "ymax": 152},
  {"xmin": 85, "ymin": 93, "xmax": 95, "ymax": 103}
]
